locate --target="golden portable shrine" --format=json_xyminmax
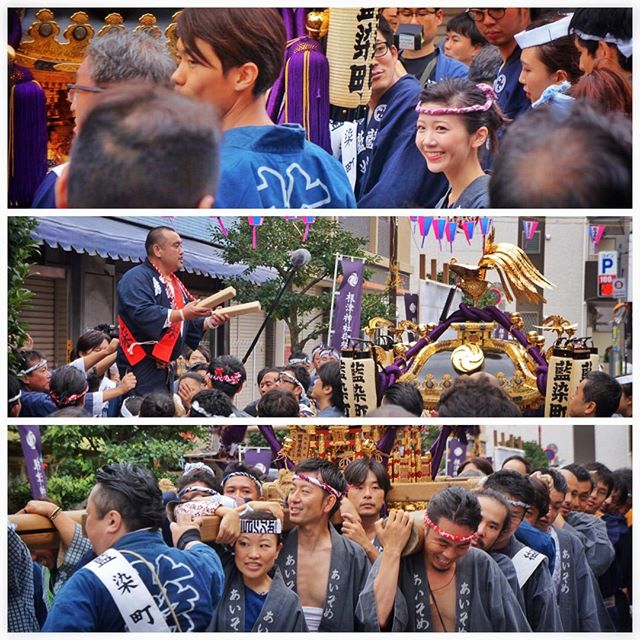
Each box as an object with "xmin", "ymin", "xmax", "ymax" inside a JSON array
[
  {"xmin": 9, "ymin": 427, "xmax": 479, "ymax": 550},
  {"xmin": 341, "ymin": 229, "xmax": 595, "ymax": 418}
]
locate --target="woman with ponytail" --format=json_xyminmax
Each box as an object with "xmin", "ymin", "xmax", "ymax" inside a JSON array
[{"xmin": 415, "ymin": 78, "xmax": 507, "ymax": 209}]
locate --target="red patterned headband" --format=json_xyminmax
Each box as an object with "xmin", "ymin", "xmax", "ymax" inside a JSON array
[
  {"xmin": 293, "ymin": 473, "xmax": 345, "ymax": 500},
  {"xmin": 50, "ymin": 384, "xmax": 89, "ymax": 407},
  {"xmin": 424, "ymin": 513, "xmax": 477, "ymax": 543},
  {"xmin": 416, "ymin": 83, "xmax": 497, "ymax": 116},
  {"xmin": 211, "ymin": 368, "xmax": 243, "ymax": 385}
]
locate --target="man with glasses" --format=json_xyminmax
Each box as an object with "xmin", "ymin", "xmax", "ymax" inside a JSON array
[
  {"xmin": 466, "ymin": 8, "xmax": 531, "ymax": 119},
  {"xmin": 396, "ymin": 8, "xmax": 468, "ymax": 85},
  {"xmin": 354, "ymin": 17, "xmax": 447, "ymax": 207},
  {"xmin": 32, "ymin": 30, "xmax": 176, "ymax": 208},
  {"xmin": 484, "ymin": 470, "xmax": 563, "ymax": 631},
  {"xmin": 276, "ymin": 366, "xmax": 315, "ymax": 417}
]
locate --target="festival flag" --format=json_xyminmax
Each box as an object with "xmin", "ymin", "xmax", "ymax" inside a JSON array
[
  {"xmin": 404, "ymin": 292, "xmax": 419, "ymax": 341},
  {"xmin": 212, "ymin": 216, "xmax": 228, "ymax": 237},
  {"xmin": 462, "ymin": 219, "xmax": 475, "ymax": 244},
  {"xmin": 409, "ymin": 215, "xmax": 418, "ymax": 234},
  {"xmin": 523, "ymin": 219, "xmax": 539, "ymax": 241},
  {"xmin": 589, "ymin": 224, "xmax": 606, "ymax": 251},
  {"xmin": 247, "ymin": 216, "xmax": 264, "ymax": 249},
  {"xmin": 479, "ymin": 216, "xmax": 492, "ymax": 237},
  {"xmin": 17, "ymin": 425, "xmax": 47, "ymax": 498},
  {"xmin": 300, "ymin": 215, "xmax": 316, "ymax": 242},
  {"xmin": 445, "ymin": 220, "xmax": 457, "ymax": 252},
  {"xmin": 418, "ymin": 215, "xmax": 433, "ymax": 248},
  {"xmin": 433, "ymin": 218, "xmax": 447, "ymax": 250},
  {"xmin": 330, "ymin": 258, "xmax": 365, "ymax": 351},
  {"xmin": 448, "ymin": 438, "xmax": 468, "ymax": 476}
]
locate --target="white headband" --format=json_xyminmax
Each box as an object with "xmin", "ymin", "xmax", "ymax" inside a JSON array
[
  {"xmin": 616, "ymin": 374, "xmax": 632, "ymax": 384},
  {"xmin": 515, "ymin": 15, "xmax": 572, "ymax": 49},
  {"xmin": 571, "ymin": 28, "xmax": 632, "ymax": 58},
  {"xmin": 190, "ymin": 399, "xmax": 214, "ymax": 417},
  {"xmin": 9, "ymin": 390, "xmax": 22, "ymax": 404},
  {"xmin": 18, "ymin": 359, "xmax": 47, "ymax": 377},
  {"xmin": 240, "ymin": 518, "xmax": 282, "ymax": 534}
]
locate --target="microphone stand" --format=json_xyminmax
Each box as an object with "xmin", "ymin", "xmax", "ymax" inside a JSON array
[{"xmin": 242, "ymin": 265, "xmax": 298, "ymax": 364}]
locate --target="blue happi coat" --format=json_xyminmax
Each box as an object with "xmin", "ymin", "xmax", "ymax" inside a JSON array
[
  {"xmin": 355, "ymin": 74, "xmax": 448, "ymax": 208},
  {"xmin": 42, "ymin": 529, "xmax": 224, "ymax": 632},
  {"xmin": 215, "ymin": 125, "xmax": 356, "ymax": 209}
]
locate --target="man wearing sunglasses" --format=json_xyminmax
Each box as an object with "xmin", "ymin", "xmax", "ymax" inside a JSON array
[
  {"xmin": 466, "ymin": 8, "xmax": 531, "ymax": 119},
  {"xmin": 396, "ymin": 8, "xmax": 468, "ymax": 85},
  {"xmin": 32, "ymin": 30, "xmax": 175, "ymax": 208}
]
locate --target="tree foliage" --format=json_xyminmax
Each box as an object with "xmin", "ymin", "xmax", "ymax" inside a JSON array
[
  {"xmin": 8, "ymin": 216, "xmax": 40, "ymax": 374},
  {"xmin": 212, "ymin": 217, "xmax": 390, "ymax": 352},
  {"xmin": 8, "ymin": 425, "xmax": 208, "ymax": 511},
  {"xmin": 522, "ymin": 440, "xmax": 549, "ymax": 470}
]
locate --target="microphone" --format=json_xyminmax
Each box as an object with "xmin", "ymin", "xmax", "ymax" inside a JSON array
[
  {"xmin": 242, "ymin": 248, "xmax": 310, "ymax": 364},
  {"xmin": 290, "ymin": 248, "xmax": 311, "ymax": 268}
]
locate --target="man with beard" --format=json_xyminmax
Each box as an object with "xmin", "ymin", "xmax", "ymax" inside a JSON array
[
  {"xmin": 358, "ymin": 486, "xmax": 530, "ymax": 631},
  {"xmin": 483, "ymin": 470, "xmax": 562, "ymax": 631}
]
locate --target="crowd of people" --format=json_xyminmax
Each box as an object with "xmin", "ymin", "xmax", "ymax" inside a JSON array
[
  {"xmin": 24, "ymin": 7, "xmax": 630, "ymax": 210},
  {"xmin": 9, "ymin": 449, "xmax": 632, "ymax": 632},
  {"xmin": 8, "ymin": 225, "xmax": 632, "ymax": 420}
]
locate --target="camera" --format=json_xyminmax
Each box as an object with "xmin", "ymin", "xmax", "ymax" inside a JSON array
[{"xmin": 393, "ymin": 24, "xmax": 424, "ymax": 51}]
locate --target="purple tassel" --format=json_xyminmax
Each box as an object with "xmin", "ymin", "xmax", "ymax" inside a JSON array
[
  {"xmin": 376, "ymin": 428, "xmax": 398, "ymax": 464},
  {"xmin": 8, "ymin": 9, "xmax": 22, "ymax": 50},
  {"xmin": 9, "ymin": 66, "xmax": 48, "ymax": 207},
  {"xmin": 282, "ymin": 38, "xmax": 331, "ymax": 152}
]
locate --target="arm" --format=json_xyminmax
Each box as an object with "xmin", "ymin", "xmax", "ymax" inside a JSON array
[
  {"xmin": 101, "ymin": 372, "xmax": 137, "ymax": 402},
  {"xmin": 341, "ymin": 513, "xmax": 380, "ymax": 564},
  {"xmin": 23, "ymin": 500, "xmax": 78, "ymax": 548},
  {"xmin": 373, "ymin": 511, "xmax": 413, "ymax": 629}
]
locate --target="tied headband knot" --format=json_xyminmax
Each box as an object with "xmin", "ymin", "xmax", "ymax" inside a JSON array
[
  {"xmin": 424, "ymin": 513, "xmax": 478, "ymax": 543},
  {"xmin": 177, "ymin": 485, "xmax": 219, "ymax": 499},
  {"xmin": 416, "ymin": 83, "xmax": 497, "ymax": 116},
  {"xmin": 222, "ymin": 471, "xmax": 263, "ymax": 497},
  {"xmin": 211, "ymin": 368, "xmax": 243, "ymax": 385},
  {"xmin": 293, "ymin": 472, "xmax": 345, "ymax": 500},
  {"xmin": 50, "ymin": 384, "xmax": 89, "ymax": 407}
]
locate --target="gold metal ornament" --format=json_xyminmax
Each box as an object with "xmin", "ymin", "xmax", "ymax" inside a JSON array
[{"xmin": 450, "ymin": 343, "xmax": 485, "ymax": 374}]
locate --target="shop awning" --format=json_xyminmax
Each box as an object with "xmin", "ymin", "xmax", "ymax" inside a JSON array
[{"xmin": 32, "ymin": 216, "xmax": 275, "ymax": 283}]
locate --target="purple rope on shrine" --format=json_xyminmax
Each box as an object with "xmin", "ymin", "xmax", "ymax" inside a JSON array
[
  {"xmin": 381, "ymin": 304, "xmax": 548, "ymax": 394},
  {"xmin": 258, "ymin": 426, "xmax": 295, "ymax": 470},
  {"xmin": 222, "ymin": 426, "xmax": 247, "ymax": 449},
  {"xmin": 428, "ymin": 426, "xmax": 452, "ymax": 480}
]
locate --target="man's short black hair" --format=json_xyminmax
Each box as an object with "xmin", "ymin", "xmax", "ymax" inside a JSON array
[
  {"xmin": 484, "ymin": 470, "xmax": 535, "ymax": 506},
  {"xmin": 490, "ymin": 101, "xmax": 631, "ymax": 208},
  {"xmin": 502, "ymin": 455, "xmax": 532, "ymax": 474},
  {"xmin": 145, "ymin": 226, "xmax": 176, "ymax": 256},
  {"xmin": 383, "ymin": 381, "xmax": 424, "ymax": 417},
  {"xmin": 534, "ymin": 468, "xmax": 568, "ymax": 494},
  {"xmin": 343, "ymin": 457, "xmax": 392, "ymax": 497},
  {"xmin": 446, "ymin": 11, "xmax": 487, "ymax": 46},
  {"xmin": 427, "ymin": 486, "xmax": 482, "ymax": 531},
  {"xmin": 257, "ymin": 388, "xmax": 299, "ymax": 418},
  {"xmin": 316, "ymin": 361, "xmax": 344, "ymax": 411},
  {"xmin": 582, "ymin": 371, "xmax": 622, "ymax": 417},
  {"xmin": 528, "ymin": 477, "xmax": 550, "ymax": 519},
  {"xmin": 377, "ymin": 15, "xmax": 394, "ymax": 47},
  {"xmin": 93, "ymin": 463, "xmax": 164, "ymax": 531},
  {"xmin": 610, "ymin": 467, "xmax": 632, "ymax": 505},
  {"xmin": 474, "ymin": 487, "xmax": 512, "ymax": 535},
  {"xmin": 467, "ymin": 44, "xmax": 503, "ymax": 84},
  {"xmin": 583, "ymin": 462, "xmax": 614, "ymax": 497},
  {"xmin": 458, "ymin": 457, "xmax": 494, "ymax": 476},
  {"xmin": 176, "ymin": 465, "xmax": 221, "ymax": 492},
  {"xmin": 285, "ymin": 364, "xmax": 311, "ymax": 395},
  {"xmin": 295, "ymin": 458, "xmax": 347, "ymax": 518},
  {"xmin": 437, "ymin": 376, "xmax": 521, "ymax": 417},
  {"xmin": 569, "ymin": 8, "xmax": 632, "ymax": 72},
  {"xmin": 189, "ymin": 389, "xmax": 233, "ymax": 417},
  {"xmin": 139, "ymin": 391, "xmax": 175, "ymax": 417},
  {"xmin": 563, "ymin": 463, "xmax": 594, "ymax": 489},
  {"xmin": 67, "ymin": 83, "xmax": 220, "ymax": 208}
]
